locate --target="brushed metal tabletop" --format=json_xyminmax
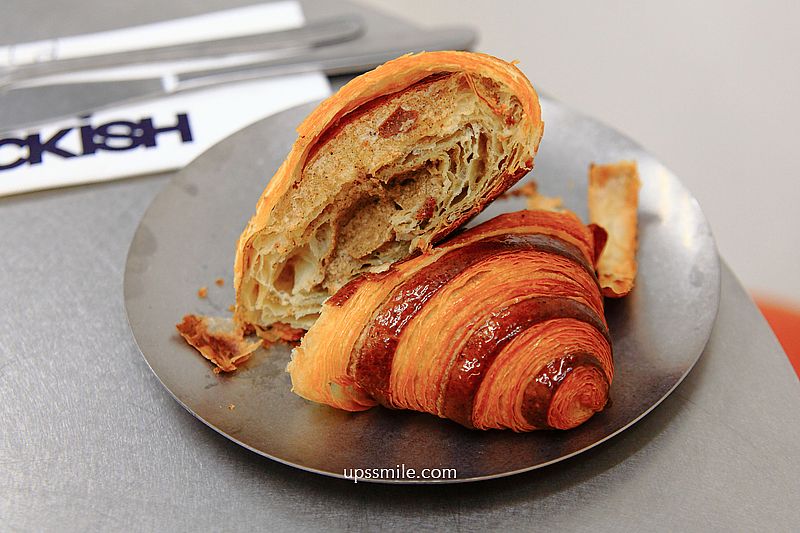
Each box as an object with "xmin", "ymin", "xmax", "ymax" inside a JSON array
[{"xmin": 1, "ymin": 0, "xmax": 799, "ymax": 531}]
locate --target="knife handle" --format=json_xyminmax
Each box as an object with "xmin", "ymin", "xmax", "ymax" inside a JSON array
[{"xmin": 176, "ymin": 27, "xmax": 478, "ymax": 90}]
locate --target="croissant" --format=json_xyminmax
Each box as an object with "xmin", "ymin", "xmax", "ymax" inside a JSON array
[
  {"xmin": 233, "ymin": 51, "xmax": 543, "ymax": 333},
  {"xmin": 288, "ymin": 209, "xmax": 613, "ymax": 431}
]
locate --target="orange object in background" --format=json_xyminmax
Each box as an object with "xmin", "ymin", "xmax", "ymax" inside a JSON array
[{"xmin": 755, "ymin": 296, "xmax": 800, "ymax": 378}]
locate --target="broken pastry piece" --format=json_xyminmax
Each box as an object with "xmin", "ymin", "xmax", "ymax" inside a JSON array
[
  {"xmin": 176, "ymin": 315, "xmax": 262, "ymax": 372},
  {"xmin": 505, "ymin": 181, "xmax": 565, "ymax": 212},
  {"xmin": 257, "ymin": 322, "xmax": 306, "ymax": 345},
  {"xmin": 179, "ymin": 51, "xmax": 544, "ymax": 372},
  {"xmin": 233, "ymin": 51, "xmax": 544, "ymax": 332},
  {"xmin": 588, "ymin": 160, "xmax": 641, "ymax": 297}
]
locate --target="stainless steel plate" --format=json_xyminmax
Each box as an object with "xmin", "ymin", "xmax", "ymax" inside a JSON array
[{"xmin": 124, "ymin": 97, "xmax": 720, "ymax": 483}]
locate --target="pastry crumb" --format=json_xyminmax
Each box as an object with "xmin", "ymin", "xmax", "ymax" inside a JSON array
[
  {"xmin": 501, "ymin": 181, "xmax": 564, "ymax": 212},
  {"xmin": 501, "ymin": 181, "xmax": 538, "ymax": 199},
  {"xmin": 257, "ymin": 322, "xmax": 306, "ymax": 345},
  {"xmin": 197, "ymin": 286, "xmax": 208, "ymax": 298},
  {"xmin": 227, "ymin": 404, "xmax": 236, "ymax": 411},
  {"xmin": 215, "ymin": 278, "xmax": 225, "ymax": 287},
  {"xmin": 177, "ymin": 314, "xmax": 261, "ymax": 372},
  {"xmin": 228, "ymin": 304, "xmax": 235, "ymax": 312}
]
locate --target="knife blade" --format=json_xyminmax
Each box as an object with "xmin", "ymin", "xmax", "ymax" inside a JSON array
[
  {"xmin": 0, "ymin": 26, "xmax": 476, "ymax": 135},
  {"xmin": 0, "ymin": 15, "xmax": 364, "ymax": 89}
]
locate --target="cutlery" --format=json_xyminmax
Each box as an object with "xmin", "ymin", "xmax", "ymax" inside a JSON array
[
  {"xmin": 0, "ymin": 26, "xmax": 476, "ymax": 134},
  {"xmin": 0, "ymin": 15, "xmax": 364, "ymax": 90}
]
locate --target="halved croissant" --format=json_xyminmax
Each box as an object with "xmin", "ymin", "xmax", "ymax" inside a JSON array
[
  {"xmin": 234, "ymin": 51, "xmax": 543, "ymax": 332},
  {"xmin": 288, "ymin": 210, "xmax": 613, "ymax": 431}
]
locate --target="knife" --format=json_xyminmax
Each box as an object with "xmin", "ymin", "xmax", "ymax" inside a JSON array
[
  {"xmin": 0, "ymin": 15, "xmax": 364, "ymax": 89},
  {"xmin": 0, "ymin": 26, "xmax": 476, "ymax": 135}
]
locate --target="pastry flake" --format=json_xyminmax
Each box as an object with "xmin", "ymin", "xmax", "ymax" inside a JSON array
[
  {"xmin": 588, "ymin": 160, "xmax": 641, "ymax": 297},
  {"xmin": 176, "ymin": 315, "xmax": 262, "ymax": 372}
]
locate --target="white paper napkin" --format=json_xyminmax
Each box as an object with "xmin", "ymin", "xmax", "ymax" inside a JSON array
[{"xmin": 0, "ymin": 1, "xmax": 332, "ymax": 197}]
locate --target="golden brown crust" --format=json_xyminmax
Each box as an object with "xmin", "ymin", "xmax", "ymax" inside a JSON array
[
  {"xmin": 233, "ymin": 51, "xmax": 543, "ymax": 330},
  {"xmin": 588, "ymin": 160, "xmax": 641, "ymax": 297}
]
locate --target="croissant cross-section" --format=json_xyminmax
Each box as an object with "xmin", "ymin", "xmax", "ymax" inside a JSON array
[{"xmin": 233, "ymin": 51, "xmax": 544, "ymax": 332}]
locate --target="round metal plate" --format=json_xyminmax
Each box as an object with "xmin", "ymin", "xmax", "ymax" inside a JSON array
[{"xmin": 124, "ymin": 97, "xmax": 720, "ymax": 483}]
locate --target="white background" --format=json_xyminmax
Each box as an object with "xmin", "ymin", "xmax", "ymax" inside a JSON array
[{"xmin": 362, "ymin": 0, "xmax": 800, "ymax": 305}]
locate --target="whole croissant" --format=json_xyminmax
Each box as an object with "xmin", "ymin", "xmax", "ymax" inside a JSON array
[{"xmin": 288, "ymin": 210, "xmax": 613, "ymax": 431}]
